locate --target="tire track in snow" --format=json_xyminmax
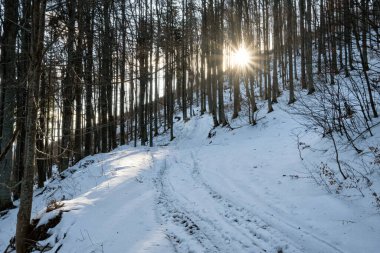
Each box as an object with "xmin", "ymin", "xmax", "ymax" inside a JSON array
[
  {"xmin": 155, "ymin": 149, "xmax": 286, "ymax": 253},
  {"xmin": 154, "ymin": 152, "xmax": 222, "ymax": 253},
  {"xmin": 153, "ymin": 117, "xmax": 280, "ymax": 252},
  {"xmin": 189, "ymin": 151, "xmax": 346, "ymax": 253},
  {"xmin": 155, "ymin": 114, "xmax": 343, "ymax": 253},
  {"xmin": 185, "ymin": 151, "xmax": 302, "ymax": 253}
]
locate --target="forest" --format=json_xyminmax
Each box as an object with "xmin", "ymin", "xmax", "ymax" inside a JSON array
[{"xmin": 0, "ymin": 0, "xmax": 380, "ymax": 252}]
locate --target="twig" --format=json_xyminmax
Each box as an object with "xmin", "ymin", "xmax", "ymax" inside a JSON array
[{"xmin": 295, "ymin": 134, "xmax": 304, "ymax": 160}]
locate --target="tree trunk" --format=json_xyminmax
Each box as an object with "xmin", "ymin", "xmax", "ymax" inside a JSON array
[
  {"xmin": 272, "ymin": 0, "xmax": 279, "ymax": 103},
  {"xmin": 16, "ymin": 1, "xmax": 46, "ymax": 251},
  {"xmin": 120, "ymin": 0, "xmax": 127, "ymax": 145},
  {"xmin": 300, "ymin": 0, "xmax": 307, "ymax": 89},
  {"xmin": 60, "ymin": 0, "xmax": 76, "ymax": 171},
  {"xmin": 288, "ymin": 0, "xmax": 296, "ymax": 104},
  {"xmin": 217, "ymin": 0, "xmax": 227, "ymax": 126},
  {"xmin": 306, "ymin": 0, "xmax": 315, "ymax": 94},
  {"xmin": 0, "ymin": 0, "xmax": 19, "ymax": 210},
  {"xmin": 13, "ymin": 0, "xmax": 30, "ymax": 200},
  {"xmin": 84, "ymin": 1, "xmax": 94, "ymax": 156}
]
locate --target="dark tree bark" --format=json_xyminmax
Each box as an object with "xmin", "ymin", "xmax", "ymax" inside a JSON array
[
  {"xmin": 300, "ymin": 0, "xmax": 307, "ymax": 89},
  {"xmin": 288, "ymin": 0, "xmax": 296, "ymax": 104},
  {"xmin": 318, "ymin": 0, "xmax": 325, "ymax": 74},
  {"xmin": 37, "ymin": 71, "xmax": 47, "ymax": 188},
  {"xmin": 306, "ymin": 0, "xmax": 315, "ymax": 94},
  {"xmin": 0, "ymin": 0, "xmax": 19, "ymax": 210},
  {"xmin": 272, "ymin": 0, "xmax": 279, "ymax": 103},
  {"xmin": 16, "ymin": 1, "xmax": 47, "ymax": 251},
  {"xmin": 60, "ymin": 0, "xmax": 76, "ymax": 171},
  {"xmin": 13, "ymin": 0, "xmax": 31, "ymax": 200},
  {"xmin": 100, "ymin": 0, "xmax": 112, "ymax": 152},
  {"xmin": 74, "ymin": 0, "xmax": 85, "ymax": 163},
  {"xmin": 137, "ymin": 18, "xmax": 149, "ymax": 145},
  {"xmin": 217, "ymin": 0, "xmax": 227, "ymax": 126},
  {"xmin": 84, "ymin": 0, "xmax": 94, "ymax": 156},
  {"xmin": 119, "ymin": 0, "xmax": 127, "ymax": 145}
]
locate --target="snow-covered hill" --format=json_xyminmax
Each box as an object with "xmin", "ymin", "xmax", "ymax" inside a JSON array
[{"xmin": 1, "ymin": 96, "xmax": 379, "ymax": 253}]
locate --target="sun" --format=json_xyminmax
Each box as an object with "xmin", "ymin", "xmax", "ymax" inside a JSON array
[{"xmin": 231, "ymin": 46, "xmax": 251, "ymax": 69}]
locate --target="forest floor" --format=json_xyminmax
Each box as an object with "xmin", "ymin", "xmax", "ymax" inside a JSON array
[{"xmin": 1, "ymin": 94, "xmax": 380, "ymax": 253}]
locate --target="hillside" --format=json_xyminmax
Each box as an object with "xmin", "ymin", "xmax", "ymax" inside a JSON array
[{"xmin": 1, "ymin": 94, "xmax": 379, "ymax": 253}]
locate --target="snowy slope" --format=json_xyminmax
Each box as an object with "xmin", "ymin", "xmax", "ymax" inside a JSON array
[{"xmin": 1, "ymin": 96, "xmax": 379, "ymax": 253}]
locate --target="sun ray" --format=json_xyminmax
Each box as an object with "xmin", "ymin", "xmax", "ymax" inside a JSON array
[{"xmin": 230, "ymin": 45, "xmax": 251, "ymax": 69}]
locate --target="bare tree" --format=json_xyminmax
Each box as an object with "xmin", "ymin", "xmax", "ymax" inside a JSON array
[
  {"xmin": 15, "ymin": 1, "xmax": 47, "ymax": 251},
  {"xmin": 0, "ymin": 0, "xmax": 19, "ymax": 211}
]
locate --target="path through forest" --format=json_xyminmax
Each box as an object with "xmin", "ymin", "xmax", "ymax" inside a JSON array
[
  {"xmin": 152, "ymin": 112, "xmax": 350, "ymax": 253},
  {"xmin": 1, "ymin": 104, "xmax": 379, "ymax": 253}
]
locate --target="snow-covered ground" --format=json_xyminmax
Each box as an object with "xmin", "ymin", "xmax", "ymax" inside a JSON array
[{"xmin": 1, "ymin": 96, "xmax": 379, "ymax": 253}]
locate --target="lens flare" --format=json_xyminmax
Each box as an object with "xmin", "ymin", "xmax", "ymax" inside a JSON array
[{"xmin": 231, "ymin": 46, "xmax": 250, "ymax": 68}]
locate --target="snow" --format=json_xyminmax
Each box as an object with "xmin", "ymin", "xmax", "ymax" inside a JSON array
[{"xmin": 1, "ymin": 95, "xmax": 380, "ymax": 253}]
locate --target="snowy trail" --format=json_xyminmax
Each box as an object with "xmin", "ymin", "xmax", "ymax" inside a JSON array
[
  {"xmin": 1, "ymin": 108, "xmax": 379, "ymax": 253},
  {"xmin": 155, "ymin": 149, "xmax": 298, "ymax": 253},
  {"xmin": 45, "ymin": 150, "xmax": 174, "ymax": 253},
  {"xmin": 151, "ymin": 112, "xmax": 368, "ymax": 253},
  {"xmin": 190, "ymin": 151, "xmax": 345, "ymax": 253},
  {"xmin": 151, "ymin": 115, "xmax": 324, "ymax": 253}
]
